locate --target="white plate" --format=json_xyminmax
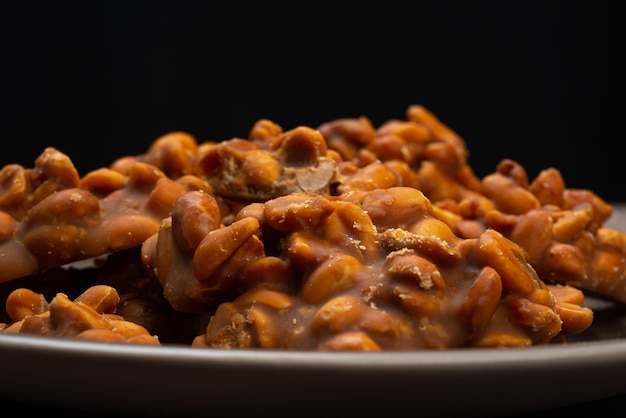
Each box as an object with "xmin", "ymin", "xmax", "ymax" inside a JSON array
[
  {"xmin": 1, "ymin": 332, "xmax": 626, "ymax": 417},
  {"xmin": 2, "ymin": 204, "xmax": 626, "ymax": 417}
]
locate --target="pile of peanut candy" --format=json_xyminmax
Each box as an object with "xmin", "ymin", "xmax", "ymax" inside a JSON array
[{"xmin": 1, "ymin": 105, "xmax": 624, "ymax": 351}]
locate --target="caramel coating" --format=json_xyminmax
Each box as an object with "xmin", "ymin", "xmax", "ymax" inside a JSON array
[{"xmin": 3, "ymin": 103, "xmax": 624, "ymax": 350}]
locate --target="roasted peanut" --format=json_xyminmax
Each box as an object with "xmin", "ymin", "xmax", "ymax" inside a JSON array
[
  {"xmin": 457, "ymin": 266, "xmax": 503, "ymax": 339},
  {"xmin": 5, "ymin": 288, "xmax": 49, "ymax": 321},
  {"xmin": 249, "ymin": 118, "xmax": 283, "ymax": 144},
  {"xmin": 317, "ymin": 116, "xmax": 377, "ymax": 161},
  {"xmin": 170, "ymin": 190, "xmax": 222, "ymax": 254},
  {"xmin": 383, "ymin": 249, "xmax": 446, "ymax": 291},
  {"xmin": 0, "ymin": 165, "xmax": 29, "ymax": 213},
  {"xmin": 528, "ymin": 167, "xmax": 565, "ymax": 206},
  {"xmin": 310, "ymin": 295, "xmax": 364, "ymax": 333},
  {"xmin": 337, "ymin": 162, "xmax": 401, "ymax": 194},
  {"xmin": 320, "ymin": 200, "xmax": 379, "ymax": 261},
  {"xmin": 475, "ymin": 229, "xmax": 542, "ymax": 295},
  {"xmin": 481, "ymin": 172, "xmax": 540, "ymax": 215},
  {"xmin": 264, "ymin": 192, "xmax": 335, "ymax": 233},
  {"xmin": 74, "ymin": 285, "xmax": 120, "ymax": 314},
  {"xmin": 77, "ymin": 168, "xmax": 127, "ymax": 195},
  {"xmin": 192, "ymin": 216, "xmax": 261, "ymax": 283},
  {"xmin": 318, "ymin": 331, "xmax": 382, "ymax": 351},
  {"xmin": 241, "ymin": 150, "xmax": 282, "ymax": 188},
  {"xmin": 0, "ymin": 211, "xmax": 17, "ymax": 241},
  {"xmin": 301, "ymin": 253, "xmax": 362, "ymax": 304},
  {"xmin": 359, "ymin": 186, "xmax": 432, "ymax": 230}
]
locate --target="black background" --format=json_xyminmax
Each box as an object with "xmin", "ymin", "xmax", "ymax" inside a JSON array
[
  {"xmin": 2, "ymin": 3, "xmax": 626, "ymax": 416},
  {"xmin": 3, "ymin": 1, "xmax": 624, "ymax": 201}
]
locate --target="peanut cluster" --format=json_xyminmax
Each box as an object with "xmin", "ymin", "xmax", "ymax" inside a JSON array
[
  {"xmin": 0, "ymin": 104, "xmax": 622, "ymax": 350},
  {"xmin": 1, "ymin": 285, "xmax": 159, "ymax": 344}
]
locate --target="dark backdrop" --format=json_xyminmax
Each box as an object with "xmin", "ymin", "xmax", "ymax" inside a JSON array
[{"xmin": 3, "ymin": 1, "xmax": 624, "ymax": 201}]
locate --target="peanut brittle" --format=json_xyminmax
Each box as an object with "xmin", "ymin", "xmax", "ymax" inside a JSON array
[{"xmin": 1, "ymin": 104, "xmax": 623, "ymax": 350}]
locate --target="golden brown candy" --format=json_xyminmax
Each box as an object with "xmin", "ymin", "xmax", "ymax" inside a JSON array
[{"xmin": 3, "ymin": 104, "xmax": 621, "ymax": 351}]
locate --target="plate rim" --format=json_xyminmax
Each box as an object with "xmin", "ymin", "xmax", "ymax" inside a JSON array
[{"xmin": 3, "ymin": 333, "xmax": 626, "ymax": 416}]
